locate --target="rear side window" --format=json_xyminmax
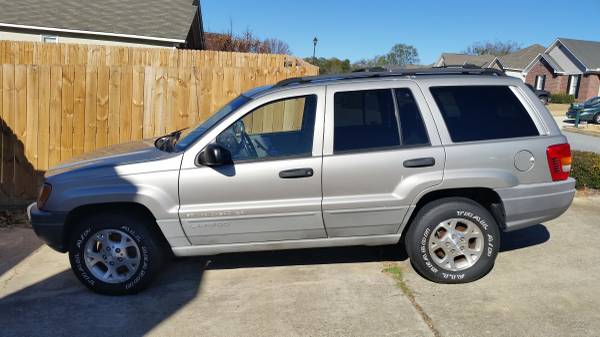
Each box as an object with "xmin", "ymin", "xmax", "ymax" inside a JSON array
[
  {"xmin": 334, "ymin": 89, "xmax": 400, "ymax": 152},
  {"xmin": 395, "ymin": 89, "xmax": 429, "ymax": 147},
  {"xmin": 430, "ymin": 86, "xmax": 539, "ymax": 142}
]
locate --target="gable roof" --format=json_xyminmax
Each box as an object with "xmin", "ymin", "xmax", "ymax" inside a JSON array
[
  {"xmin": 0, "ymin": 0, "xmax": 198, "ymax": 42},
  {"xmin": 499, "ymin": 44, "xmax": 545, "ymax": 70},
  {"xmin": 438, "ymin": 53, "xmax": 497, "ymax": 68},
  {"xmin": 555, "ymin": 38, "xmax": 600, "ymax": 71},
  {"xmin": 523, "ymin": 53, "xmax": 566, "ymax": 75}
]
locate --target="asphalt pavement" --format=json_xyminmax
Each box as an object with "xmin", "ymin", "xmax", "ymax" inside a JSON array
[{"xmin": 554, "ymin": 117, "xmax": 600, "ymax": 153}]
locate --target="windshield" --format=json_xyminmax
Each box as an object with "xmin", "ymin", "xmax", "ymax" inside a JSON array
[
  {"xmin": 174, "ymin": 95, "xmax": 251, "ymax": 151},
  {"xmin": 584, "ymin": 97, "xmax": 600, "ymax": 107}
]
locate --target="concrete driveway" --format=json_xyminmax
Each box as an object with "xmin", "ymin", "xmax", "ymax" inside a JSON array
[{"xmin": 1, "ymin": 196, "xmax": 599, "ymax": 337}]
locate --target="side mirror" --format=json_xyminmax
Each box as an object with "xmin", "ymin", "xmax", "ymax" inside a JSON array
[{"xmin": 197, "ymin": 144, "xmax": 233, "ymax": 167}]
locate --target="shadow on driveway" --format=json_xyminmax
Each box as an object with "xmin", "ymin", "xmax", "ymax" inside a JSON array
[
  {"xmin": 500, "ymin": 224, "xmax": 550, "ymax": 252},
  {"xmin": 0, "ymin": 227, "xmax": 42, "ymax": 277},
  {"xmin": 0, "ymin": 224, "xmax": 549, "ymax": 336}
]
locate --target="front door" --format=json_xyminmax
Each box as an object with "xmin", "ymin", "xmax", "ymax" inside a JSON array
[
  {"xmin": 321, "ymin": 81, "xmax": 445, "ymax": 237},
  {"xmin": 178, "ymin": 88, "xmax": 326, "ymax": 245}
]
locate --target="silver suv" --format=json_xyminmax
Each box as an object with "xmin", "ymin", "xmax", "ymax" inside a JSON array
[{"xmin": 28, "ymin": 68, "xmax": 576, "ymax": 295}]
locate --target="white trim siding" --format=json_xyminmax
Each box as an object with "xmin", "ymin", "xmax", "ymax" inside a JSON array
[{"xmin": 0, "ymin": 22, "xmax": 185, "ymax": 43}]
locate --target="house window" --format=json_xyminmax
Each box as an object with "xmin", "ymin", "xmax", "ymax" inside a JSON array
[
  {"xmin": 41, "ymin": 35, "xmax": 58, "ymax": 43},
  {"xmin": 535, "ymin": 75, "xmax": 546, "ymax": 90},
  {"xmin": 568, "ymin": 75, "xmax": 581, "ymax": 97}
]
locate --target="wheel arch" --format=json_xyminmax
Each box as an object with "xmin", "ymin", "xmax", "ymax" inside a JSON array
[
  {"xmin": 399, "ymin": 187, "xmax": 506, "ymax": 238},
  {"xmin": 63, "ymin": 202, "xmax": 171, "ymax": 253}
]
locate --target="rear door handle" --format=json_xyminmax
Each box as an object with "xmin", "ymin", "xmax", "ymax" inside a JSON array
[
  {"xmin": 403, "ymin": 157, "xmax": 435, "ymax": 168},
  {"xmin": 279, "ymin": 168, "xmax": 314, "ymax": 179}
]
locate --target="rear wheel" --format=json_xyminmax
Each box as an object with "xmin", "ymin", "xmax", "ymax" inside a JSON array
[
  {"xmin": 68, "ymin": 212, "xmax": 165, "ymax": 295},
  {"xmin": 540, "ymin": 96, "xmax": 549, "ymax": 105},
  {"xmin": 405, "ymin": 198, "xmax": 500, "ymax": 283}
]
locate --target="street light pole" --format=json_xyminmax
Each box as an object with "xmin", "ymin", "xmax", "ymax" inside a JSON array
[{"xmin": 312, "ymin": 37, "xmax": 318, "ymax": 64}]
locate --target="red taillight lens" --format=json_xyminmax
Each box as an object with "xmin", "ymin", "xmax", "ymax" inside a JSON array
[
  {"xmin": 546, "ymin": 144, "xmax": 572, "ymax": 181},
  {"xmin": 37, "ymin": 183, "xmax": 52, "ymax": 210}
]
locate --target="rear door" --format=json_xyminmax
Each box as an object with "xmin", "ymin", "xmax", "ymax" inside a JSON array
[{"xmin": 321, "ymin": 80, "xmax": 445, "ymax": 237}]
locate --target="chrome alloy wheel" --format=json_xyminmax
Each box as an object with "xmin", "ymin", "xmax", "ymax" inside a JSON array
[
  {"xmin": 428, "ymin": 218, "xmax": 484, "ymax": 272},
  {"xmin": 84, "ymin": 229, "xmax": 141, "ymax": 284}
]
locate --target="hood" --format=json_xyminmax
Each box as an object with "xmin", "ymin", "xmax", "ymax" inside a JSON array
[
  {"xmin": 46, "ymin": 139, "xmax": 177, "ymax": 177},
  {"xmin": 571, "ymin": 103, "xmax": 584, "ymax": 109}
]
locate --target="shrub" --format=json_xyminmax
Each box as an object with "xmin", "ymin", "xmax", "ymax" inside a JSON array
[
  {"xmin": 571, "ymin": 151, "xmax": 600, "ymax": 189},
  {"xmin": 550, "ymin": 93, "xmax": 576, "ymax": 104}
]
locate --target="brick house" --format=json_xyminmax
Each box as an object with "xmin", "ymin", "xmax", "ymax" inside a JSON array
[
  {"xmin": 499, "ymin": 44, "xmax": 545, "ymax": 81},
  {"xmin": 524, "ymin": 38, "xmax": 600, "ymax": 102}
]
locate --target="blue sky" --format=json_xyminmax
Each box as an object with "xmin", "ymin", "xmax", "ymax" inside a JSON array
[{"xmin": 202, "ymin": 0, "xmax": 600, "ymax": 64}]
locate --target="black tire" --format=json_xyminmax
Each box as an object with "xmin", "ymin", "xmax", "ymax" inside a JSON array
[
  {"xmin": 405, "ymin": 197, "xmax": 500, "ymax": 284},
  {"xmin": 594, "ymin": 113, "xmax": 600, "ymax": 124},
  {"xmin": 68, "ymin": 212, "xmax": 165, "ymax": 295}
]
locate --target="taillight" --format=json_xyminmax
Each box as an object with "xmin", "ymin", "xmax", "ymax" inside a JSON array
[
  {"xmin": 37, "ymin": 183, "xmax": 52, "ymax": 209},
  {"xmin": 546, "ymin": 144, "xmax": 571, "ymax": 181}
]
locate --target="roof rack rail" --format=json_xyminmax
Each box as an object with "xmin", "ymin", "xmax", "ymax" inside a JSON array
[{"xmin": 274, "ymin": 66, "xmax": 505, "ymax": 88}]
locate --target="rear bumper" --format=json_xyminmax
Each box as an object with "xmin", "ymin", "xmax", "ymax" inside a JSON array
[
  {"xmin": 26, "ymin": 203, "xmax": 68, "ymax": 253},
  {"xmin": 495, "ymin": 178, "xmax": 576, "ymax": 232}
]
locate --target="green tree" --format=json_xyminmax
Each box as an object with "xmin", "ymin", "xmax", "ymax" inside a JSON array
[
  {"xmin": 386, "ymin": 44, "xmax": 420, "ymax": 66},
  {"xmin": 353, "ymin": 43, "xmax": 420, "ymax": 69},
  {"xmin": 304, "ymin": 57, "xmax": 352, "ymax": 74}
]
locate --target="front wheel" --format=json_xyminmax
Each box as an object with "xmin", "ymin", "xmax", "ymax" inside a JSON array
[
  {"xmin": 594, "ymin": 113, "xmax": 600, "ymax": 124},
  {"xmin": 68, "ymin": 212, "xmax": 165, "ymax": 295},
  {"xmin": 405, "ymin": 198, "xmax": 500, "ymax": 283}
]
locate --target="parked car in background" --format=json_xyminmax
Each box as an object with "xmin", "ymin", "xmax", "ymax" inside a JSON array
[
  {"xmin": 28, "ymin": 67, "xmax": 575, "ymax": 295},
  {"xmin": 566, "ymin": 96, "xmax": 600, "ymax": 124},
  {"xmin": 525, "ymin": 83, "xmax": 551, "ymax": 104}
]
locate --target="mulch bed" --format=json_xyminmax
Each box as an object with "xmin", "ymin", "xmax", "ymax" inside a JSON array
[{"xmin": 0, "ymin": 209, "xmax": 29, "ymax": 228}]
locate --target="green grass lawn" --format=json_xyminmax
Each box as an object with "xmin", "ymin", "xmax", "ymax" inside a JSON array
[{"xmin": 572, "ymin": 151, "xmax": 600, "ymax": 190}]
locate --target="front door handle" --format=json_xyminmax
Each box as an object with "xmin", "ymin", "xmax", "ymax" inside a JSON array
[
  {"xmin": 403, "ymin": 157, "xmax": 435, "ymax": 168},
  {"xmin": 279, "ymin": 168, "xmax": 314, "ymax": 179}
]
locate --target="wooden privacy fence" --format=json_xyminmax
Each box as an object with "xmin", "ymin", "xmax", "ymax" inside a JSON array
[{"xmin": 0, "ymin": 41, "xmax": 319, "ymax": 203}]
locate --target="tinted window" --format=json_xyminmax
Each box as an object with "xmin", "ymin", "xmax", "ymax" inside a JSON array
[
  {"xmin": 216, "ymin": 95, "xmax": 316, "ymax": 162},
  {"xmin": 430, "ymin": 86, "xmax": 539, "ymax": 142},
  {"xmin": 395, "ymin": 89, "xmax": 429, "ymax": 146},
  {"xmin": 334, "ymin": 89, "xmax": 400, "ymax": 152}
]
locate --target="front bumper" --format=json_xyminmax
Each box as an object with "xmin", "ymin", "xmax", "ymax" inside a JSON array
[
  {"xmin": 566, "ymin": 111, "xmax": 594, "ymax": 121},
  {"xmin": 495, "ymin": 178, "xmax": 576, "ymax": 232},
  {"xmin": 26, "ymin": 203, "xmax": 68, "ymax": 253}
]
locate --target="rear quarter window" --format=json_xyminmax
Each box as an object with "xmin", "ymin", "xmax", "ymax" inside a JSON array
[{"xmin": 430, "ymin": 86, "xmax": 539, "ymax": 142}]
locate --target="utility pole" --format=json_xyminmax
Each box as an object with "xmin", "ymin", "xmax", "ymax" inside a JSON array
[{"xmin": 312, "ymin": 37, "xmax": 318, "ymax": 64}]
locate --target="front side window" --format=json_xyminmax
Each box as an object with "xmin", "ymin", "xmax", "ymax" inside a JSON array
[
  {"xmin": 215, "ymin": 95, "xmax": 317, "ymax": 162},
  {"xmin": 334, "ymin": 89, "xmax": 400, "ymax": 153},
  {"xmin": 176, "ymin": 95, "xmax": 251, "ymax": 151},
  {"xmin": 430, "ymin": 86, "xmax": 539, "ymax": 142}
]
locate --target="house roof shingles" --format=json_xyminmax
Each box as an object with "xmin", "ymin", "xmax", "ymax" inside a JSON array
[
  {"xmin": 499, "ymin": 44, "xmax": 545, "ymax": 70},
  {"xmin": 0, "ymin": 0, "xmax": 197, "ymax": 41},
  {"xmin": 439, "ymin": 53, "xmax": 497, "ymax": 67},
  {"xmin": 558, "ymin": 38, "xmax": 600, "ymax": 70}
]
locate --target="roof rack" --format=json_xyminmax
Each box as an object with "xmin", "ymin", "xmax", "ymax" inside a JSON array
[{"xmin": 274, "ymin": 66, "xmax": 505, "ymax": 88}]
